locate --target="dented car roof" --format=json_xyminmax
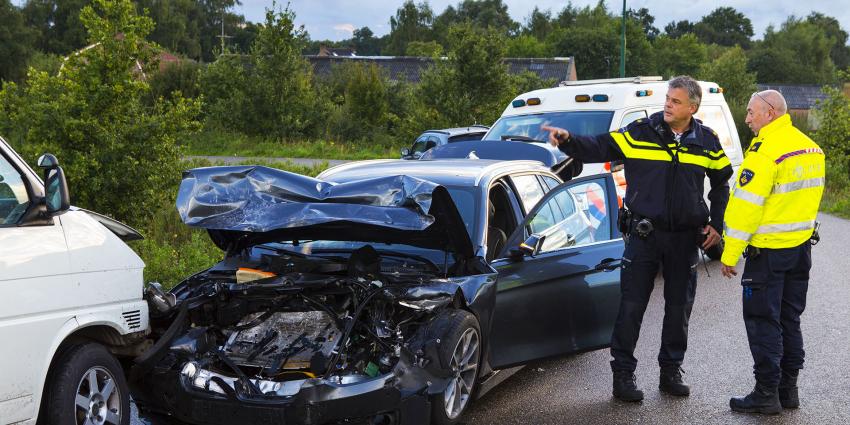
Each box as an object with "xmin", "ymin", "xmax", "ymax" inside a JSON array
[{"xmin": 176, "ymin": 165, "xmax": 474, "ymax": 257}]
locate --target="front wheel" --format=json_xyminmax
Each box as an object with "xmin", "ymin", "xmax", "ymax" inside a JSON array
[
  {"xmin": 430, "ymin": 310, "xmax": 481, "ymax": 425},
  {"xmin": 44, "ymin": 342, "xmax": 130, "ymax": 425}
]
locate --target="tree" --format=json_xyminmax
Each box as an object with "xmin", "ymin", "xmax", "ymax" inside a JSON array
[
  {"xmin": 352, "ymin": 27, "xmax": 383, "ymax": 55},
  {"xmin": 652, "ymin": 34, "xmax": 707, "ymax": 78},
  {"xmin": 664, "ymin": 20, "xmax": 694, "ymax": 38},
  {"xmin": 523, "ymin": 7, "xmax": 554, "ymax": 41},
  {"xmin": 22, "ymin": 0, "xmax": 90, "ymax": 54},
  {"xmin": 805, "ymin": 12, "xmax": 850, "ymax": 71},
  {"xmin": 0, "ymin": 0, "xmax": 200, "ymax": 226},
  {"xmin": 548, "ymin": 3, "xmax": 654, "ymax": 79},
  {"xmin": 386, "ymin": 1, "xmax": 434, "ymax": 56},
  {"xmin": 698, "ymin": 46, "xmax": 756, "ymax": 105},
  {"xmin": 406, "ymin": 40, "xmax": 442, "ymax": 57},
  {"xmin": 748, "ymin": 18, "xmax": 836, "ymax": 84},
  {"xmin": 0, "ymin": 0, "xmax": 36, "ymax": 82},
  {"xmin": 201, "ymin": 5, "xmax": 319, "ymax": 138},
  {"xmin": 453, "ymin": 0, "xmax": 518, "ymax": 34},
  {"xmin": 138, "ymin": 0, "xmax": 202, "ymax": 59},
  {"xmin": 813, "ymin": 86, "xmax": 850, "ymax": 173},
  {"xmin": 506, "ymin": 35, "xmax": 549, "ymax": 58},
  {"xmin": 629, "ymin": 7, "xmax": 659, "ymax": 40},
  {"xmin": 694, "ymin": 7, "xmax": 753, "ymax": 48},
  {"xmin": 418, "ymin": 23, "xmax": 512, "ymax": 126}
]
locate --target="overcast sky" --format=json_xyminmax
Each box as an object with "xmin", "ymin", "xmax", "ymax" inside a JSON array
[{"xmin": 236, "ymin": 0, "xmax": 849, "ymax": 42}]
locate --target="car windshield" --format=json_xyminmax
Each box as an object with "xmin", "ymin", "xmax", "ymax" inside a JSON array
[
  {"xmin": 486, "ymin": 111, "xmax": 615, "ymax": 142},
  {"xmin": 262, "ymin": 185, "xmax": 480, "ymax": 264}
]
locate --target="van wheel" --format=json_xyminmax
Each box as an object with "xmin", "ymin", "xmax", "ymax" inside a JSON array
[
  {"xmin": 430, "ymin": 310, "xmax": 481, "ymax": 425},
  {"xmin": 705, "ymin": 240, "xmax": 724, "ymax": 261},
  {"xmin": 44, "ymin": 342, "xmax": 129, "ymax": 425}
]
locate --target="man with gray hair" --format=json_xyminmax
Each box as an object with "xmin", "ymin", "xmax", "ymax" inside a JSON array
[
  {"xmin": 721, "ymin": 90, "xmax": 824, "ymax": 414},
  {"xmin": 544, "ymin": 76, "xmax": 733, "ymax": 402}
]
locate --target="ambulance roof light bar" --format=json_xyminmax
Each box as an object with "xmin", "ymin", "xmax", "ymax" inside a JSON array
[{"xmin": 559, "ymin": 76, "xmax": 663, "ymax": 87}]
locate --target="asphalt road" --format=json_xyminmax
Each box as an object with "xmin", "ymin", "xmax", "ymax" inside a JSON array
[
  {"xmin": 463, "ymin": 212, "xmax": 850, "ymax": 425},
  {"xmin": 132, "ymin": 212, "xmax": 850, "ymax": 425}
]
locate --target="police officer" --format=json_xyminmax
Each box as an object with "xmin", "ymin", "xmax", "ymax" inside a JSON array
[
  {"xmin": 544, "ymin": 76, "xmax": 733, "ymax": 402},
  {"xmin": 720, "ymin": 90, "xmax": 825, "ymax": 414}
]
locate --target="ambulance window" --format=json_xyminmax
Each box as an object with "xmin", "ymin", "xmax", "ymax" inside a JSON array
[
  {"xmin": 694, "ymin": 105, "xmax": 739, "ymax": 160},
  {"xmin": 621, "ymin": 110, "xmax": 647, "ymax": 128}
]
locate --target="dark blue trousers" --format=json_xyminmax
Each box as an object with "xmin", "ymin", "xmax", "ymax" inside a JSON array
[
  {"xmin": 610, "ymin": 229, "xmax": 699, "ymax": 372},
  {"xmin": 741, "ymin": 241, "xmax": 811, "ymax": 389}
]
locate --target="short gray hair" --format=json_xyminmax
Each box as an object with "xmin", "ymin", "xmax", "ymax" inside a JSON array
[{"xmin": 668, "ymin": 75, "xmax": 702, "ymax": 110}]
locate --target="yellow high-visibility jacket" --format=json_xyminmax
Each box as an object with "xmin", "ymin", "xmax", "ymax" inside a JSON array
[{"xmin": 721, "ymin": 114, "xmax": 825, "ymax": 266}]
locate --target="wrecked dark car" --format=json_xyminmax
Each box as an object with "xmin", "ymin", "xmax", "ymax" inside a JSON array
[{"xmin": 131, "ymin": 144, "xmax": 624, "ymax": 425}]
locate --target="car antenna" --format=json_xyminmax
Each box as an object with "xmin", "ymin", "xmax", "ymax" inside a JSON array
[{"xmin": 443, "ymin": 248, "xmax": 449, "ymax": 278}]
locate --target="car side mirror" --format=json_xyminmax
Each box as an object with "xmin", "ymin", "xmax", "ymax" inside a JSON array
[
  {"xmin": 511, "ymin": 233, "xmax": 545, "ymax": 258},
  {"xmin": 38, "ymin": 153, "xmax": 70, "ymax": 215},
  {"xmin": 400, "ymin": 147, "xmax": 410, "ymax": 158}
]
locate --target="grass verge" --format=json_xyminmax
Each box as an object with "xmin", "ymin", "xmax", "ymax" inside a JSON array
[{"xmin": 183, "ymin": 129, "xmax": 401, "ymax": 160}]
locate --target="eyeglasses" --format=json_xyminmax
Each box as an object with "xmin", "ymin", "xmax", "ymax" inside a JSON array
[{"xmin": 751, "ymin": 92, "xmax": 775, "ymax": 110}]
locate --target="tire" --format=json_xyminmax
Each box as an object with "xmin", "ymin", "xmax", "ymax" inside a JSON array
[
  {"xmin": 430, "ymin": 310, "xmax": 481, "ymax": 425},
  {"xmin": 705, "ymin": 239, "xmax": 724, "ymax": 261},
  {"xmin": 44, "ymin": 342, "xmax": 130, "ymax": 425}
]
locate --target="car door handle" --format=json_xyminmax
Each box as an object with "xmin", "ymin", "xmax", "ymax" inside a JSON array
[{"xmin": 594, "ymin": 258, "xmax": 622, "ymax": 272}]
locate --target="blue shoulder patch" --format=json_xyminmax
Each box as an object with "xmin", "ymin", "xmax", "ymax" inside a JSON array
[
  {"xmin": 739, "ymin": 169, "xmax": 755, "ymax": 187},
  {"xmin": 749, "ymin": 142, "xmax": 762, "ymax": 152}
]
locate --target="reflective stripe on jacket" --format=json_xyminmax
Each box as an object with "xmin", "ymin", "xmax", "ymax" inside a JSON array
[
  {"xmin": 560, "ymin": 111, "xmax": 733, "ymax": 231},
  {"xmin": 720, "ymin": 114, "xmax": 825, "ymax": 266}
]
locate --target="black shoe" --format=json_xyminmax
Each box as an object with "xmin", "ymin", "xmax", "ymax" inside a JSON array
[
  {"xmin": 730, "ymin": 384, "xmax": 782, "ymax": 415},
  {"xmin": 779, "ymin": 370, "xmax": 800, "ymax": 409},
  {"xmin": 659, "ymin": 366, "xmax": 690, "ymax": 396},
  {"xmin": 613, "ymin": 370, "xmax": 644, "ymax": 402}
]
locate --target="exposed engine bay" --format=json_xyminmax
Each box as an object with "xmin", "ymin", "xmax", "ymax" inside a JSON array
[{"xmin": 134, "ymin": 243, "xmax": 491, "ymax": 416}]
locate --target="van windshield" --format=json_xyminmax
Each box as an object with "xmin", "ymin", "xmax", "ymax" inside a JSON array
[{"xmin": 486, "ymin": 111, "xmax": 614, "ymax": 142}]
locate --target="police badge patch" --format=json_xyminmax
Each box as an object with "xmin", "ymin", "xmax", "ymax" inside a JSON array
[{"xmin": 739, "ymin": 169, "xmax": 755, "ymax": 186}]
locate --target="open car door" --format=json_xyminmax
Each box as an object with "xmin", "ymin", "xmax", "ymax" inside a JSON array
[{"xmin": 487, "ymin": 174, "xmax": 624, "ymax": 369}]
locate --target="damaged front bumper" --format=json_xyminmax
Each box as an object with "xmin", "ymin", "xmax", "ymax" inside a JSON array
[{"xmin": 134, "ymin": 360, "xmax": 435, "ymax": 425}]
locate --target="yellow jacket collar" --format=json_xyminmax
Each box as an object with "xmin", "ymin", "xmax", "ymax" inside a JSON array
[{"xmin": 758, "ymin": 114, "xmax": 792, "ymax": 139}]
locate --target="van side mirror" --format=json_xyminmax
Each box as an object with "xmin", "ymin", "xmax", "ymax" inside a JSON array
[
  {"xmin": 38, "ymin": 153, "xmax": 70, "ymax": 215},
  {"xmin": 400, "ymin": 147, "xmax": 410, "ymax": 158}
]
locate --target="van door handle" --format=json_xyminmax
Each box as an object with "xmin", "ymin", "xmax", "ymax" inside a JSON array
[{"xmin": 594, "ymin": 258, "xmax": 622, "ymax": 271}]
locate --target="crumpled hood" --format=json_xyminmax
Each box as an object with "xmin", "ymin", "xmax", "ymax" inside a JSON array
[{"xmin": 176, "ymin": 166, "xmax": 474, "ymax": 257}]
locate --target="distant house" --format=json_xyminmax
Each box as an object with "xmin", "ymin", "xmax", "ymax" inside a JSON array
[
  {"xmin": 756, "ymin": 84, "xmax": 830, "ymax": 129},
  {"xmin": 306, "ymin": 55, "xmax": 576, "ymax": 85}
]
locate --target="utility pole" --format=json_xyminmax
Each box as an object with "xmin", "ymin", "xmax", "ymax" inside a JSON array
[
  {"xmin": 620, "ymin": 0, "xmax": 626, "ymax": 77},
  {"xmin": 217, "ymin": 9, "xmax": 233, "ymax": 55}
]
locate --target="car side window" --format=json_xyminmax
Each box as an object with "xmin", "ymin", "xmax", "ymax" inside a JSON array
[
  {"xmin": 621, "ymin": 110, "xmax": 647, "ymax": 128},
  {"xmin": 541, "ymin": 175, "xmax": 561, "ymax": 191},
  {"xmin": 523, "ymin": 177, "xmax": 614, "ymax": 253},
  {"xmin": 511, "ymin": 174, "xmax": 545, "ymax": 214},
  {"xmin": 411, "ymin": 136, "xmax": 429, "ymax": 154},
  {"xmin": 0, "ymin": 154, "xmax": 30, "ymax": 225},
  {"xmin": 566, "ymin": 179, "xmax": 612, "ymax": 242}
]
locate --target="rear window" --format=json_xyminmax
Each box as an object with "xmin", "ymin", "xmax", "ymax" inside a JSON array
[
  {"xmin": 486, "ymin": 111, "xmax": 615, "ymax": 143},
  {"xmin": 448, "ymin": 132, "xmax": 486, "ymax": 143}
]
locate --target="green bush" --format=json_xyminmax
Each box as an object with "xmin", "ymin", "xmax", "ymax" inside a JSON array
[
  {"xmin": 0, "ymin": 0, "xmax": 201, "ymax": 228},
  {"xmin": 200, "ymin": 7, "xmax": 322, "ymax": 139},
  {"xmin": 148, "ymin": 60, "xmax": 202, "ymax": 102}
]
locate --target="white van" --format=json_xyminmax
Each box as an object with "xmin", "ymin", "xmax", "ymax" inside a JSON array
[
  {"xmin": 0, "ymin": 136, "xmax": 148, "ymax": 425},
  {"xmin": 484, "ymin": 76, "xmax": 744, "ymax": 191}
]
